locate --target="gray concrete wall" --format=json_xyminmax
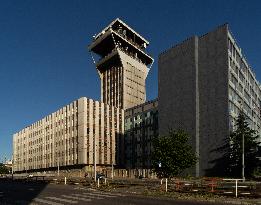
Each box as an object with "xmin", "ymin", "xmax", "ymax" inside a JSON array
[
  {"xmin": 158, "ymin": 25, "xmax": 230, "ymax": 176},
  {"xmin": 198, "ymin": 25, "xmax": 230, "ymax": 176},
  {"xmin": 158, "ymin": 37, "xmax": 199, "ymax": 176}
]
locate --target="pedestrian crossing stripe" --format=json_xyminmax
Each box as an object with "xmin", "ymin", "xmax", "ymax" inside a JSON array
[
  {"xmin": 82, "ymin": 192, "xmax": 117, "ymax": 198},
  {"xmin": 62, "ymin": 195, "xmax": 92, "ymax": 202},
  {"xmin": 45, "ymin": 196, "xmax": 78, "ymax": 204},
  {"xmin": 32, "ymin": 191, "xmax": 125, "ymax": 205},
  {"xmin": 92, "ymin": 191, "xmax": 126, "ymax": 197},
  {"xmin": 72, "ymin": 193, "xmax": 103, "ymax": 200},
  {"xmin": 34, "ymin": 198, "xmax": 63, "ymax": 205}
]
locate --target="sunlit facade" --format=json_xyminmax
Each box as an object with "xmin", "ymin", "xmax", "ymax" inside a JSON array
[
  {"xmin": 89, "ymin": 18, "xmax": 154, "ymax": 110},
  {"xmin": 13, "ymin": 18, "xmax": 153, "ymax": 173},
  {"xmin": 13, "ymin": 97, "xmax": 124, "ymax": 172},
  {"xmin": 228, "ymin": 31, "xmax": 261, "ymax": 135}
]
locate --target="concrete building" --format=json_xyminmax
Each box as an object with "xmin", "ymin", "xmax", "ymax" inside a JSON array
[
  {"xmin": 14, "ymin": 18, "xmax": 261, "ymax": 177},
  {"xmin": 89, "ymin": 18, "xmax": 154, "ymax": 110},
  {"xmin": 124, "ymin": 99, "xmax": 158, "ymax": 169},
  {"xmin": 13, "ymin": 97, "xmax": 124, "ymax": 173},
  {"xmin": 13, "ymin": 18, "xmax": 153, "ymax": 174},
  {"xmin": 159, "ymin": 24, "xmax": 261, "ymax": 176}
]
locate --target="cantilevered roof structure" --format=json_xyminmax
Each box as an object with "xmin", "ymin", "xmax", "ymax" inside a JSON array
[{"xmin": 89, "ymin": 18, "xmax": 154, "ymax": 110}]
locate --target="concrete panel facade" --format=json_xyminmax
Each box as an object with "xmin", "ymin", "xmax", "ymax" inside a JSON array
[
  {"xmin": 13, "ymin": 97, "xmax": 124, "ymax": 173},
  {"xmin": 158, "ymin": 24, "xmax": 261, "ymax": 176},
  {"xmin": 159, "ymin": 37, "xmax": 199, "ymax": 176},
  {"xmin": 198, "ymin": 25, "xmax": 230, "ymax": 175}
]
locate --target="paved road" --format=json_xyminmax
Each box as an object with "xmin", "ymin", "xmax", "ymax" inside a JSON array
[{"xmin": 0, "ymin": 180, "xmax": 230, "ymax": 205}]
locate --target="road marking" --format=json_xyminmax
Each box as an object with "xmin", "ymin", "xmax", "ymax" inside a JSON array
[
  {"xmin": 74, "ymin": 187, "xmax": 87, "ymax": 190},
  {"xmin": 62, "ymin": 195, "xmax": 91, "ymax": 202},
  {"xmin": 30, "ymin": 203, "xmax": 41, "ymax": 205},
  {"xmin": 45, "ymin": 196, "xmax": 78, "ymax": 204},
  {"xmin": 79, "ymin": 187, "xmax": 88, "ymax": 190},
  {"xmin": 224, "ymin": 191, "xmax": 233, "ymax": 194},
  {"xmin": 34, "ymin": 198, "xmax": 64, "ymax": 205},
  {"xmin": 92, "ymin": 191, "xmax": 126, "ymax": 197},
  {"xmin": 72, "ymin": 193, "xmax": 103, "ymax": 200},
  {"xmin": 83, "ymin": 192, "xmax": 117, "ymax": 198},
  {"xmin": 29, "ymin": 202, "xmax": 41, "ymax": 205}
]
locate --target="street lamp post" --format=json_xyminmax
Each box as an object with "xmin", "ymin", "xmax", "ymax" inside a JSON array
[
  {"xmin": 94, "ymin": 135, "xmax": 97, "ymax": 182},
  {"xmin": 111, "ymin": 162, "xmax": 114, "ymax": 179},
  {"xmin": 242, "ymin": 132, "xmax": 245, "ymax": 181},
  {"xmin": 238, "ymin": 100, "xmax": 245, "ymax": 181},
  {"xmin": 109, "ymin": 142, "xmax": 115, "ymax": 179},
  {"xmin": 11, "ymin": 155, "xmax": 14, "ymax": 174},
  {"xmin": 11, "ymin": 155, "xmax": 14, "ymax": 180},
  {"xmin": 58, "ymin": 156, "xmax": 60, "ymax": 176}
]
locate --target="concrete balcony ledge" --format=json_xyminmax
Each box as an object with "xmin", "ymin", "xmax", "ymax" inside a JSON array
[{"xmin": 96, "ymin": 48, "xmax": 118, "ymax": 67}]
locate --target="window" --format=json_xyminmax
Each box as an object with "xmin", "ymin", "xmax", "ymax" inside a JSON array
[
  {"xmin": 230, "ymin": 73, "xmax": 237, "ymax": 86},
  {"xmin": 228, "ymin": 39, "xmax": 232, "ymax": 53},
  {"xmin": 236, "ymin": 52, "xmax": 240, "ymax": 64},
  {"xmin": 238, "ymin": 83, "xmax": 243, "ymax": 93},
  {"xmin": 244, "ymin": 91, "xmax": 251, "ymax": 104},
  {"xmin": 239, "ymin": 71, "xmax": 244, "ymax": 82}
]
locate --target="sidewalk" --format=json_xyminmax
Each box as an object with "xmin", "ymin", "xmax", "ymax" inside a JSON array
[{"xmin": 97, "ymin": 182, "xmax": 261, "ymax": 205}]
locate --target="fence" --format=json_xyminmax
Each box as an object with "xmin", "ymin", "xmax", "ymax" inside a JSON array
[
  {"xmin": 106, "ymin": 169, "xmax": 157, "ymax": 179},
  {"xmin": 98, "ymin": 177, "xmax": 261, "ymax": 198}
]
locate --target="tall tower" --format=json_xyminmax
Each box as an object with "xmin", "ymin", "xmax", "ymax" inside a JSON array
[{"xmin": 89, "ymin": 18, "xmax": 154, "ymax": 110}]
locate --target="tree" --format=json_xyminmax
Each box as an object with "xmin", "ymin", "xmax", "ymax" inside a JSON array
[
  {"xmin": 151, "ymin": 129, "xmax": 197, "ymax": 178},
  {"xmin": 0, "ymin": 163, "xmax": 9, "ymax": 174},
  {"xmin": 229, "ymin": 111, "xmax": 261, "ymax": 178}
]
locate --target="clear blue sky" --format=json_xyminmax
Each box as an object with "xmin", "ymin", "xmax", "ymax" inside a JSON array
[{"xmin": 1, "ymin": 0, "xmax": 261, "ymax": 161}]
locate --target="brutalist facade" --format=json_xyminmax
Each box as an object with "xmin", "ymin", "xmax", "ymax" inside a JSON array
[
  {"xmin": 13, "ymin": 97, "xmax": 124, "ymax": 173},
  {"xmin": 89, "ymin": 18, "xmax": 154, "ymax": 110},
  {"xmin": 159, "ymin": 24, "xmax": 261, "ymax": 176},
  {"xmin": 13, "ymin": 18, "xmax": 154, "ymax": 174},
  {"xmin": 13, "ymin": 20, "xmax": 261, "ymax": 176}
]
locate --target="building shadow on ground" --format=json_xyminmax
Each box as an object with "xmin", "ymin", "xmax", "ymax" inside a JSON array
[{"xmin": 0, "ymin": 177, "xmax": 48, "ymax": 205}]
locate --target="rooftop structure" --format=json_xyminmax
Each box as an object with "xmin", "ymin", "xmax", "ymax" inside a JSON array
[{"xmin": 89, "ymin": 18, "xmax": 154, "ymax": 110}]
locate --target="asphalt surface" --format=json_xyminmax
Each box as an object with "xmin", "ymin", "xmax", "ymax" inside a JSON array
[{"xmin": 0, "ymin": 180, "xmax": 234, "ymax": 205}]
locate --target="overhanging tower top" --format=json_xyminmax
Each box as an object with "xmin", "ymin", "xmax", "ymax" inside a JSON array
[
  {"xmin": 89, "ymin": 18, "xmax": 153, "ymax": 66},
  {"xmin": 88, "ymin": 18, "xmax": 154, "ymax": 110},
  {"xmin": 95, "ymin": 18, "xmax": 150, "ymax": 45}
]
